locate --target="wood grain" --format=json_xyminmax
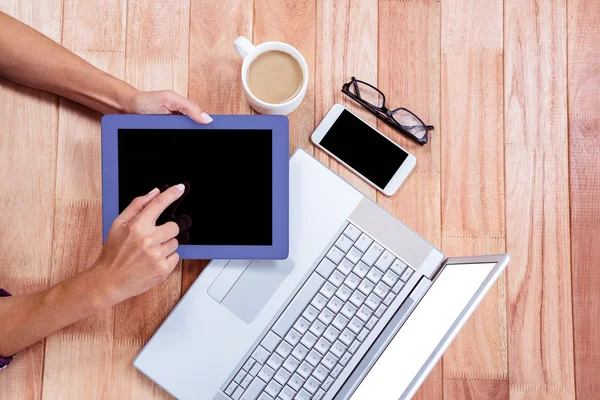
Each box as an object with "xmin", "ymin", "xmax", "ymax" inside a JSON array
[
  {"xmin": 377, "ymin": 0, "xmax": 441, "ymax": 398},
  {"xmin": 440, "ymin": 0, "xmax": 507, "ymax": 386},
  {"xmin": 568, "ymin": 0, "xmax": 600, "ymax": 398},
  {"xmin": 504, "ymin": 0, "xmax": 575, "ymax": 398},
  {"xmin": 444, "ymin": 378, "xmax": 509, "ymax": 400},
  {"xmin": 315, "ymin": 0, "xmax": 378, "ymax": 198},
  {"xmin": 0, "ymin": 0, "xmax": 62, "ymax": 397}
]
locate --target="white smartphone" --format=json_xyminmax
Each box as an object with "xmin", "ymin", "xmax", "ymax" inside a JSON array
[{"xmin": 311, "ymin": 104, "xmax": 416, "ymax": 196}]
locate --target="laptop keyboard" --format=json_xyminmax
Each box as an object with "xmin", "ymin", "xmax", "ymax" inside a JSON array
[{"xmin": 222, "ymin": 223, "xmax": 416, "ymax": 400}]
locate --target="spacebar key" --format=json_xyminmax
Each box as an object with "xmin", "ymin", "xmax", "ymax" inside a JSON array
[{"xmin": 272, "ymin": 274, "xmax": 325, "ymax": 337}]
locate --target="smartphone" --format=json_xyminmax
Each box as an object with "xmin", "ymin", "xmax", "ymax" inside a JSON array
[{"xmin": 311, "ymin": 104, "xmax": 416, "ymax": 196}]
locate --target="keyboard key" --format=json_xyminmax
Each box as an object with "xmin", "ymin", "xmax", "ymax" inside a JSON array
[
  {"xmin": 366, "ymin": 267, "xmax": 384, "ymax": 284},
  {"xmin": 234, "ymin": 370, "xmax": 246, "ymax": 384},
  {"xmin": 382, "ymin": 270, "xmax": 399, "ymax": 287},
  {"xmin": 392, "ymin": 280, "xmax": 405, "ymax": 294},
  {"xmin": 349, "ymin": 290, "xmax": 367, "ymax": 307},
  {"xmin": 375, "ymin": 304, "xmax": 388, "ymax": 318},
  {"xmin": 355, "ymin": 233, "xmax": 373, "ymax": 252},
  {"xmin": 232, "ymin": 385, "xmax": 244, "ymax": 400},
  {"xmin": 306, "ymin": 349, "xmax": 323, "ymax": 367},
  {"xmin": 313, "ymin": 364, "xmax": 329, "ymax": 382},
  {"xmin": 304, "ymin": 376, "xmax": 320, "ymax": 394},
  {"xmin": 326, "ymin": 296, "xmax": 343, "ymax": 313},
  {"xmin": 375, "ymin": 250, "xmax": 395, "ymax": 271},
  {"xmin": 275, "ymin": 368, "xmax": 291, "ymax": 386},
  {"xmin": 319, "ymin": 282, "xmax": 336, "ymax": 299},
  {"xmin": 309, "ymin": 319, "xmax": 327, "ymax": 337},
  {"xmin": 358, "ymin": 279, "xmax": 375, "ymax": 295},
  {"xmin": 366, "ymin": 315, "xmax": 379, "ymax": 330},
  {"xmin": 267, "ymin": 353, "xmax": 284, "ymax": 370},
  {"xmin": 331, "ymin": 340, "xmax": 347, "ymax": 358},
  {"xmin": 374, "ymin": 282, "xmax": 391, "ymax": 299},
  {"xmin": 341, "ymin": 302, "xmax": 358, "ymax": 319},
  {"xmin": 326, "ymin": 246, "xmax": 345, "ymax": 264},
  {"xmin": 400, "ymin": 267, "xmax": 414, "ymax": 282},
  {"xmin": 316, "ymin": 258, "xmax": 336, "ymax": 279},
  {"xmin": 249, "ymin": 362, "xmax": 261, "ymax": 376},
  {"xmin": 277, "ymin": 341, "xmax": 293, "ymax": 358},
  {"xmin": 322, "ymin": 352, "xmax": 338, "ymax": 370},
  {"xmin": 265, "ymin": 380, "xmax": 282, "ymax": 398},
  {"xmin": 349, "ymin": 340, "xmax": 361, "ymax": 354},
  {"xmin": 323, "ymin": 325, "xmax": 340, "ymax": 343},
  {"xmin": 343, "ymin": 224, "xmax": 361, "ymax": 241},
  {"xmin": 365, "ymin": 293, "xmax": 382, "ymax": 311},
  {"xmin": 339, "ymin": 351, "xmax": 352, "ymax": 366},
  {"xmin": 332, "ymin": 314, "xmax": 349, "ymax": 331},
  {"xmin": 297, "ymin": 361, "xmax": 314, "ymax": 379},
  {"xmin": 225, "ymin": 382, "xmax": 238, "ymax": 396},
  {"xmin": 300, "ymin": 331, "xmax": 317, "ymax": 349},
  {"xmin": 346, "ymin": 247, "xmax": 363, "ymax": 264},
  {"xmin": 280, "ymin": 386, "xmax": 296, "ymax": 400},
  {"xmin": 295, "ymin": 388, "xmax": 311, "ymax": 400},
  {"xmin": 261, "ymin": 331, "xmax": 281, "ymax": 353},
  {"xmin": 362, "ymin": 242, "xmax": 384, "ymax": 266},
  {"xmin": 384, "ymin": 292, "xmax": 396, "ymax": 306},
  {"xmin": 293, "ymin": 317, "xmax": 310, "ymax": 335},
  {"xmin": 283, "ymin": 356, "xmax": 301, "ymax": 373},
  {"xmin": 285, "ymin": 329, "xmax": 302, "ymax": 347},
  {"xmin": 292, "ymin": 344, "xmax": 309, "ymax": 361},
  {"xmin": 302, "ymin": 305, "xmax": 318, "ymax": 322},
  {"xmin": 240, "ymin": 373, "xmax": 253, "ymax": 389},
  {"xmin": 348, "ymin": 316, "xmax": 364, "ymax": 334},
  {"xmin": 344, "ymin": 272, "xmax": 361, "ymax": 290},
  {"xmin": 289, "ymin": 373, "xmax": 305, "ymax": 391},
  {"xmin": 241, "ymin": 379, "xmax": 268, "ymax": 400},
  {"xmin": 328, "ymin": 270, "xmax": 345, "ymax": 287},
  {"xmin": 357, "ymin": 327, "xmax": 369, "ymax": 342},
  {"xmin": 335, "ymin": 284, "xmax": 352, "ymax": 302},
  {"xmin": 331, "ymin": 364, "xmax": 344, "ymax": 379},
  {"xmin": 314, "ymin": 389, "xmax": 326, "ymax": 400},
  {"xmin": 311, "ymin": 293, "xmax": 328, "ymax": 310},
  {"xmin": 337, "ymin": 258, "xmax": 354, "ymax": 275},
  {"xmin": 335, "ymin": 234, "xmax": 354, "ymax": 252},
  {"xmin": 258, "ymin": 393, "xmax": 273, "ymax": 400},
  {"xmin": 390, "ymin": 259, "xmax": 407, "ymax": 277},
  {"xmin": 251, "ymin": 346, "xmax": 270, "ymax": 365},
  {"xmin": 258, "ymin": 365, "xmax": 275, "ymax": 382},
  {"xmin": 315, "ymin": 337, "xmax": 332, "ymax": 355},
  {"xmin": 353, "ymin": 261, "xmax": 370, "ymax": 278},
  {"xmin": 272, "ymin": 274, "xmax": 325, "ymax": 338},
  {"xmin": 340, "ymin": 329, "xmax": 356, "ymax": 346},
  {"xmin": 318, "ymin": 308, "xmax": 334, "ymax": 325},
  {"xmin": 243, "ymin": 358, "xmax": 255, "ymax": 372},
  {"xmin": 323, "ymin": 376, "xmax": 335, "ymax": 391}
]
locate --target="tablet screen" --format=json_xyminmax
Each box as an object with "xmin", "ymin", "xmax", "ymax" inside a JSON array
[{"xmin": 118, "ymin": 129, "xmax": 273, "ymax": 246}]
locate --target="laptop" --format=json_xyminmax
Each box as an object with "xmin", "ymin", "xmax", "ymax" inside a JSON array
[{"xmin": 134, "ymin": 149, "xmax": 509, "ymax": 400}]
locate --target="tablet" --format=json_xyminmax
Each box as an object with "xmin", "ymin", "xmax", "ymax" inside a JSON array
[{"xmin": 101, "ymin": 114, "xmax": 289, "ymax": 260}]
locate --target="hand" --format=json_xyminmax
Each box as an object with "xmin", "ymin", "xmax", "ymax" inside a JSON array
[
  {"xmin": 128, "ymin": 89, "xmax": 213, "ymax": 124},
  {"xmin": 89, "ymin": 184, "xmax": 191, "ymax": 304}
]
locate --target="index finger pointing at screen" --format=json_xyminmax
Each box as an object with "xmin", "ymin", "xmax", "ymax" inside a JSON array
[{"xmin": 138, "ymin": 184, "xmax": 185, "ymax": 223}]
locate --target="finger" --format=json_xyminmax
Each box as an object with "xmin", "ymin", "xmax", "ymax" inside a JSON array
[
  {"xmin": 116, "ymin": 188, "xmax": 159, "ymax": 224},
  {"xmin": 161, "ymin": 238, "xmax": 179, "ymax": 257},
  {"xmin": 154, "ymin": 221, "xmax": 180, "ymax": 244},
  {"xmin": 165, "ymin": 251, "xmax": 181, "ymax": 272},
  {"xmin": 165, "ymin": 92, "xmax": 212, "ymax": 124},
  {"xmin": 137, "ymin": 184, "xmax": 185, "ymax": 223}
]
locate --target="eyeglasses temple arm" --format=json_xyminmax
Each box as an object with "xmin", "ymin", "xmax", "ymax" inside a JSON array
[{"xmin": 426, "ymin": 125, "xmax": 435, "ymax": 130}]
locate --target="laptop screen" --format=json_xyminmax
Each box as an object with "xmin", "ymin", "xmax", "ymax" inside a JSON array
[{"xmin": 350, "ymin": 262, "xmax": 497, "ymax": 400}]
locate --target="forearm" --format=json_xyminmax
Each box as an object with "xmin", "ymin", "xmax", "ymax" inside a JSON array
[
  {"xmin": 0, "ymin": 269, "xmax": 113, "ymax": 356},
  {"xmin": 0, "ymin": 12, "xmax": 137, "ymax": 114}
]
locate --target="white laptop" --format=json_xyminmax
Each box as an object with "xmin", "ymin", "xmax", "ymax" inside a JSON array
[{"xmin": 134, "ymin": 149, "xmax": 509, "ymax": 400}]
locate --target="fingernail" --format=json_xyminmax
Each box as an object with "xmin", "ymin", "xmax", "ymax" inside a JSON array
[
  {"xmin": 201, "ymin": 112, "xmax": 213, "ymax": 123},
  {"xmin": 175, "ymin": 184, "xmax": 185, "ymax": 192},
  {"xmin": 147, "ymin": 188, "xmax": 158, "ymax": 195}
]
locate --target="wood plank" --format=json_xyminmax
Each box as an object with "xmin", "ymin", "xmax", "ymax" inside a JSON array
[
  {"xmin": 315, "ymin": 0, "xmax": 378, "ymax": 198},
  {"xmin": 254, "ymin": 0, "xmax": 316, "ymax": 153},
  {"xmin": 568, "ymin": 1, "xmax": 600, "ymax": 397},
  {"xmin": 0, "ymin": 1, "xmax": 62, "ymax": 398},
  {"xmin": 440, "ymin": 0, "xmax": 506, "ymax": 384},
  {"xmin": 377, "ymin": 0, "xmax": 441, "ymax": 398},
  {"xmin": 443, "ymin": 378, "xmax": 508, "ymax": 400},
  {"xmin": 110, "ymin": 1, "xmax": 190, "ymax": 397},
  {"xmin": 504, "ymin": 0, "xmax": 575, "ymax": 398}
]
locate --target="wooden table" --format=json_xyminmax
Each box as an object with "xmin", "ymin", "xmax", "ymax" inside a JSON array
[{"xmin": 1, "ymin": 0, "xmax": 598, "ymax": 399}]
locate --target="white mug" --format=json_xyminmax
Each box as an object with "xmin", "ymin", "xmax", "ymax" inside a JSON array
[{"xmin": 234, "ymin": 36, "xmax": 308, "ymax": 115}]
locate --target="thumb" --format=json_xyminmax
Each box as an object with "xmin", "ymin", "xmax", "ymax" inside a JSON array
[
  {"xmin": 116, "ymin": 188, "xmax": 160, "ymax": 224},
  {"xmin": 168, "ymin": 94, "xmax": 212, "ymax": 124}
]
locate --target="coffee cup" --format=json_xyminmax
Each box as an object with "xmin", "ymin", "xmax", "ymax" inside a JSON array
[{"xmin": 234, "ymin": 36, "xmax": 308, "ymax": 115}]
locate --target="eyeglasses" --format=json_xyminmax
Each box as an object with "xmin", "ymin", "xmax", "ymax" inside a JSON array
[{"xmin": 342, "ymin": 77, "xmax": 434, "ymax": 145}]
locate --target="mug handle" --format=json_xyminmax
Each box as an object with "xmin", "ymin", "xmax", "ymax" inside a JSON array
[{"xmin": 234, "ymin": 36, "xmax": 255, "ymax": 59}]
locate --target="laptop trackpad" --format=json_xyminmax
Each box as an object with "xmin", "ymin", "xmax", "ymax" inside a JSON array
[{"xmin": 210, "ymin": 259, "xmax": 294, "ymax": 323}]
